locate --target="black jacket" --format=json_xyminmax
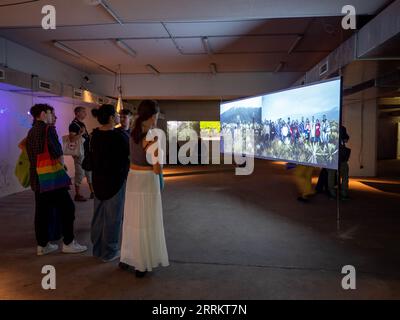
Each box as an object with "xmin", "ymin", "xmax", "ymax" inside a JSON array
[{"xmin": 89, "ymin": 128, "xmax": 129, "ymax": 200}]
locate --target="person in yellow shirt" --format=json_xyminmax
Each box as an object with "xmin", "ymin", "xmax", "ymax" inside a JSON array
[{"xmin": 294, "ymin": 164, "xmax": 315, "ymax": 202}]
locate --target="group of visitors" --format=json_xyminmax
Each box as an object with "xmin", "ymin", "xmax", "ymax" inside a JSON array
[
  {"xmin": 294, "ymin": 125, "xmax": 351, "ymax": 202},
  {"xmin": 25, "ymin": 101, "xmax": 168, "ymax": 278}
]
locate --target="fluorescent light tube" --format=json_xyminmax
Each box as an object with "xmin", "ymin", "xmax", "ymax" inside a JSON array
[
  {"xmin": 274, "ymin": 62, "xmax": 285, "ymax": 73},
  {"xmin": 116, "ymin": 39, "xmax": 136, "ymax": 57},
  {"xmin": 53, "ymin": 41, "xmax": 81, "ymax": 58}
]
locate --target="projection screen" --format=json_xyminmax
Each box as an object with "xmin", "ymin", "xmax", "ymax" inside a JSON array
[{"xmin": 220, "ymin": 77, "xmax": 342, "ymax": 169}]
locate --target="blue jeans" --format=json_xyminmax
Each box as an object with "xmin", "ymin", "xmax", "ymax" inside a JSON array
[{"xmin": 91, "ymin": 181, "xmax": 126, "ymax": 260}]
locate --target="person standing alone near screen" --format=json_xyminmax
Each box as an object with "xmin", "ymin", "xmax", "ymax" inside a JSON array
[{"xmin": 69, "ymin": 106, "xmax": 94, "ymax": 201}]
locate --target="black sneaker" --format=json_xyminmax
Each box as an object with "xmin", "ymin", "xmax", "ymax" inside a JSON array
[
  {"xmin": 297, "ymin": 196, "xmax": 309, "ymax": 203},
  {"xmin": 119, "ymin": 262, "xmax": 135, "ymax": 273},
  {"xmin": 135, "ymin": 270, "xmax": 147, "ymax": 278}
]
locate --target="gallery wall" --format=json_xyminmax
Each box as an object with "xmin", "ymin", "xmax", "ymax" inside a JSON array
[{"xmin": 0, "ymin": 90, "xmax": 98, "ymax": 198}]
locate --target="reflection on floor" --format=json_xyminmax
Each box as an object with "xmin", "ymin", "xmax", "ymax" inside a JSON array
[
  {"xmin": 1, "ymin": 160, "xmax": 400, "ymax": 299},
  {"xmin": 359, "ymin": 181, "xmax": 400, "ymax": 194}
]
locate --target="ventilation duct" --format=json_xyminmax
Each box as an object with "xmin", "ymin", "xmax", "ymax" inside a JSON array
[{"xmin": 0, "ymin": 65, "xmax": 117, "ymax": 107}]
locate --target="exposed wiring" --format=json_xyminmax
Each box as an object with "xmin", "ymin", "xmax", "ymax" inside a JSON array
[
  {"xmin": 112, "ymin": 69, "xmax": 117, "ymax": 96},
  {"xmin": 117, "ymin": 64, "xmax": 122, "ymax": 95},
  {"xmin": 0, "ymin": 0, "xmax": 40, "ymax": 8}
]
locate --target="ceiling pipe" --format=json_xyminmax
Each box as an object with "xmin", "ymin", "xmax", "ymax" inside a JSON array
[
  {"xmin": 98, "ymin": 65, "xmax": 116, "ymax": 75},
  {"xmin": 146, "ymin": 64, "xmax": 160, "ymax": 75}
]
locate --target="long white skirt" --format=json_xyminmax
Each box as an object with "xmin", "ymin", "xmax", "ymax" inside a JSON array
[{"xmin": 120, "ymin": 169, "xmax": 169, "ymax": 272}]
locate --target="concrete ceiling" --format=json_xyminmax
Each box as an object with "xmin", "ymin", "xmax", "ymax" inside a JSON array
[
  {"xmin": 0, "ymin": 16, "xmax": 360, "ymax": 74},
  {"xmin": 0, "ymin": 0, "xmax": 393, "ymax": 95},
  {"xmin": 0, "ymin": 0, "xmax": 392, "ymax": 26}
]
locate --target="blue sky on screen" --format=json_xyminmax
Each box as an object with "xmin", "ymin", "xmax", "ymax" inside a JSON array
[
  {"xmin": 220, "ymin": 96, "xmax": 262, "ymax": 114},
  {"xmin": 220, "ymin": 79, "xmax": 340, "ymax": 121},
  {"xmin": 261, "ymin": 79, "xmax": 340, "ymax": 121}
]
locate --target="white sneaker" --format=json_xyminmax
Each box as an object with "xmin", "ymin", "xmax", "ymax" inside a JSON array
[
  {"xmin": 37, "ymin": 243, "xmax": 59, "ymax": 256},
  {"xmin": 62, "ymin": 240, "xmax": 87, "ymax": 254},
  {"xmin": 102, "ymin": 252, "xmax": 120, "ymax": 263}
]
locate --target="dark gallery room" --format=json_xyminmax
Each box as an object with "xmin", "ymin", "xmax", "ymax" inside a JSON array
[{"xmin": 0, "ymin": 0, "xmax": 400, "ymax": 310}]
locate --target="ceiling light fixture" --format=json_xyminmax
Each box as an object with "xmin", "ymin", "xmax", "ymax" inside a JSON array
[
  {"xmin": 146, "ymin": 64, "xmax": 160, "ymax": 75},
  {"xmin": 53, "ymin": 41, "xmax": 81, "ymax": 58},
  {"xmin": 274, "ymin": 62, "xmax": 285, "ymax": 73},
  {"xmin": 116, "ymin": 64, "xmax": 124, "ymax": 114},
  {"xmin": 98, "ymin": 0, "xmax": 123, "ymax": 24},
  {"xmin": 115, "ymin": 39, "xmax": 136, "ymax": 57},
  {"xmin": 202, "ymin": 37, "xmax": 211, "ymax": 54},
  {"xmin": 288, "ymin": 35, "xmax": 303, "ymax": 55},
  {"xmin": 98, "ymin": 65, "xmax": 116, "ymax": 75},
  {"xmin": 209, "ymin": 63, "xmax": 217, "ymax": 75}
]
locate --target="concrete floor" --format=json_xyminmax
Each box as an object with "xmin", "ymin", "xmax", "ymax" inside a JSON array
[{"xmin": 1, "ymin": 160, "xmax": 400, "ymax": 299}]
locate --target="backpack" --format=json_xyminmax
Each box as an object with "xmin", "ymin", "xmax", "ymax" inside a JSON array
[{"xmin": 15, "ymin": 147, "xmax": 30, "ymax": 188}]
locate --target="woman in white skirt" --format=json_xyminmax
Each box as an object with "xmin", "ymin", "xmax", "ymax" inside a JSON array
[{"xmin": 119, "ymin": 100, "xmax": 169, "ymax": 278}]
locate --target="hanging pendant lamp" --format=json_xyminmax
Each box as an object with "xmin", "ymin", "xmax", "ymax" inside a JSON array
[{"xmin": 116, "ymin": 64, "xmax": 124, "ymax": 113}]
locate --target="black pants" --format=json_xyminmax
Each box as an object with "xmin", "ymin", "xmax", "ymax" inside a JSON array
[
  {"xmin": 34, "ymin": 188, "xmax": 75, "ymax": 247},
  {"xmin": 316, "ymin": 168, "xmax": 329, "ymax": 193}
]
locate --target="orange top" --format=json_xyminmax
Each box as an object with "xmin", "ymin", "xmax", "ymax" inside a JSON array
[{"xmin": 130, "ymin": 164, "xmax": 153, "ymax": 171}]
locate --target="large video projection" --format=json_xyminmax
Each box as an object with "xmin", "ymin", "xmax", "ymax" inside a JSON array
[
  {"xmin": 220, "ymin": 78, "xmax": 341, "ymax": 169},
  {"xmin": 167, "ymin": 121, "xmax": 220, "ymax": 140}
]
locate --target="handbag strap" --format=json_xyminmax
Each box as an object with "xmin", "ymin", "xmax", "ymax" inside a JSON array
[
  {"xmin": 73, "ymin": 119, "xmax": 88, "ymax": 136},
  {"xmin": 43, "ymin": 125, "xmax": 50, "ymax": 154}
]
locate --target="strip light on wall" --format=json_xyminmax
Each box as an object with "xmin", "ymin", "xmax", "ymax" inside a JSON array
[
  {"xmin": 146, "ymin": 64, "xmax": 160, "ymax": 75},
  {"xmin": 53, "ymin": 41, "xmax": 81, "ymax": 58},
  {"xmin": 116, "ymin": 39, "xmax": 136, "ymax": 57}
]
